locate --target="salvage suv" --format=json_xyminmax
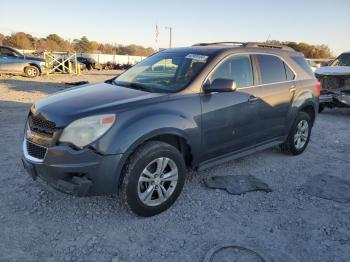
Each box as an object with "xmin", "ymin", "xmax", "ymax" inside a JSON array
[
  {"xmin": 315, "ymin": 51, "xmax": 350, "ymax": 112},
  {"xmin": 22, "ymin": 42, "xmax": 319, "ymax": 216}
]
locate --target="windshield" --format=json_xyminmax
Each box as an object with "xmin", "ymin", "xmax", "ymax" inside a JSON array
[
  {"xmin": 114, "ymin": 51, "xmax": 210, "ymax": 93},
  {"xmin": 331, "ymin": 53, "xmax": 350, "ymax": 67}
]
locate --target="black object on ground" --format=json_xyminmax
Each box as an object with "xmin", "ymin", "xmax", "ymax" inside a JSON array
[
  {"xmin": 303, "ymin": 174, "xmax": 350, "ymax": 203},
  {"xmin": 204, "ymin": 243, "xmax": 299, "ymax": 262},
  {"xmin": 204, "ymin": 244, "xmax": 267, "ymax": 262},
  {"xmin": 64, "ymin": 81, "xmax": 89, "ymax": 86},
  {"xmin": 204, "ymin": 174, "xmax": 272, "ymax": 195}
]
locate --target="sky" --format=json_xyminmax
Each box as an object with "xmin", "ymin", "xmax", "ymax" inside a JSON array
[{"xmin": 0, "ymin": 0, "xmax": 349, "ymax": 55}]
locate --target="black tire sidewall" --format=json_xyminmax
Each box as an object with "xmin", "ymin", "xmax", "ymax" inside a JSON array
[
  {"xmin": 124, "ymin": 144, "xmax": 186, "ymax": 216},
  {"xmin": 288, "ymin": 112, "xmax": 312, "ymax": 155},
  {"xmin": 318, "ymin": 104, "xmax": 325, "ymax": 113}
]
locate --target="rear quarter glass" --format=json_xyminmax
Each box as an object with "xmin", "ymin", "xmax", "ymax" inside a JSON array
[{"xmin": 291, "ymin": 56, "xmax": 315, "ymax": 77}]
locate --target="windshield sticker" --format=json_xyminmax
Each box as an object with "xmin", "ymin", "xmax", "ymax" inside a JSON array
[{"xmin": 185, "ymin": 54, "xmax": 208, "ymax": 61}]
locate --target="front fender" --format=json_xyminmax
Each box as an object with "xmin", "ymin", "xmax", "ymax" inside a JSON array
[{"xmin": 92, "ymin": 98, "xmax": 202, "ymax": 162}]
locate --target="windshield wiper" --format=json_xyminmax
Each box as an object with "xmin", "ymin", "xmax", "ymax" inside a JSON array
[{"xmin": 115, "ymin": 81, "xmax": 155, "ymax": 92}]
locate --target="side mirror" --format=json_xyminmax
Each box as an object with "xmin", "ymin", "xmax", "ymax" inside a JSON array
[{"xmin": 204, "ymin": 78, "xmax": 237, "ymax": 93}]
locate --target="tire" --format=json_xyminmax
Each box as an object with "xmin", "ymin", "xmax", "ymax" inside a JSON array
[
  {"xmin": 318, "ymin": 104, "xmax": 325, "ymax": 113},
  {"xmin": 120, "ymin": 141, "xmax": 186, "ymax": 217},
  {"xmin": 280, "ymin": 112, "xmax": 312, "ymax": 155},
  {"xmin": 24, "ymin": 66, "xmax": 40, "ymax": 78}
]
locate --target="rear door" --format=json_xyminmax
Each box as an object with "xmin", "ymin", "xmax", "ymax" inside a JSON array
[
  {"xmin": 252, "ymin": 54, "xmax": 296, "ymax": 143},
  {"xmin": 200, "ymin": 54, "xmax": 263, "ymax": 161}
]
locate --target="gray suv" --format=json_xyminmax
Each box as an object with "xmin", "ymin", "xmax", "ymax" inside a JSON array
[
  {"xmin": 0, "ymin": 46, "xmax": 46, "ymax": 77},
  {"xmin": 22, "ymin": 42, "xmax": 319, "ymax": 216}
]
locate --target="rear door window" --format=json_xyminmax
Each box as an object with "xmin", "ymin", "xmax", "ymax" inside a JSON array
[
  {"xmin": 209, "ymin": 54, "xmax": 253, "ymax": 88},
  {"xmin": 256, "ymin": 54, "xmax": 287, "ymax": 84}
]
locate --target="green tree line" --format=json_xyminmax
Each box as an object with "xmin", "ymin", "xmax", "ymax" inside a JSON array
[
  {"xmin": 266, "ymin": 40, "xmax": 333, "ymax": 58},
  {"xmin": 0, "ymin": 32, "xmax": 333, "ymax": 58},
  {"xmin": 0, "ymin": 32, "xmax": 155, "ymax": 56}
]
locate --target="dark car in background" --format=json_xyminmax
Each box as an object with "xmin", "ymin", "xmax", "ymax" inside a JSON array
[
  {"xmin": 315, "ymin": 52, "xmax": 350, "ymax": 112},
  {"xmin": 77, "ymin": 56, "xmax": 102, "ymax": 70},
  {"xmin": 22, "ymin": 42, "xmax": 319, "ymax": 216},
  {"xmin": 0, "ymin": 46, "xmax": 46, "ymax": 77}
]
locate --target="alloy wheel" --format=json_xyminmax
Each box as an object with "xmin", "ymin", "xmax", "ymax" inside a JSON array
[
  {"xmin": 294, "ymin": 120, "xmax": 309, "ymax": 150},
  {"xmin": 27, "ymin": 67, "xmax": 38, "ymax": 77},
  {"xmin": 137, "ymin": 157, "xmax": 178, "ymax": 207}
]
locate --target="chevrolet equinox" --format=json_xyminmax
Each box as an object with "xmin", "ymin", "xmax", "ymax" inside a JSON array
[{"xmin": 22, "ymin": 42, "xmax": 319, "ymax": 216}]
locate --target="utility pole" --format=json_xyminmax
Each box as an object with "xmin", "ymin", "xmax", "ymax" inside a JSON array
[{"xmin": 165, "ymin": 26, "xmax": 172, "ymax": 48}]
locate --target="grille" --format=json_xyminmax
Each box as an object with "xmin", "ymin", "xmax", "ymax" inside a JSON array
[
  {"xmin": 28, "ymin": 114, "xmax": 56, "ymax": 137},
  {"xmin": 321, "ymin": 76, "xmax": 350, "ymax": 91},
  {"xmin": 26, "ymin": 141, "xmax": 47, "ymax": 160}
]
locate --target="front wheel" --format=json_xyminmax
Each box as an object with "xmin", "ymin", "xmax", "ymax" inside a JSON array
[
  {"xmin": 24, "ymin": 66, "xmax": 40, "ymax": 78},
  {"xmin": 280, "ymin": 112, "xmax": 312, "ymax": 155},
  {"xmin": 120, "ymin": 141, "xmax": 186, "ymax": 217}
]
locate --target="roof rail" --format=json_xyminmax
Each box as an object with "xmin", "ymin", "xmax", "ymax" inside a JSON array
[
  {"xmin": 192, "ymin": 42, "xmax": 246, "ymax": 47},
  {"xmin": 192, "ymin": 41, "xmax": 295, "ymax": 51}
]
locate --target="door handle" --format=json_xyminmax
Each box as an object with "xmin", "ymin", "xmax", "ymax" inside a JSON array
[
  {"xmin": 248, "ymin": 95, "xmax": 259, "ymax": 103},
  {"xmin": 289, "ymin": 85, "xmax": 296, "ymax": 92}
]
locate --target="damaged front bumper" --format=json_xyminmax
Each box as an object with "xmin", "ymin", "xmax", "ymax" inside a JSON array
[
  {"xmin": 317, "ymin": 73, "xmax": 350, "ymax": 108},
  {"xmin": 22, "ymin": 139, "xmax": 124, "ymax": 196},
  {"xmin": 319, "ymin": 91, "xmax": 350, "ymax": 107}
]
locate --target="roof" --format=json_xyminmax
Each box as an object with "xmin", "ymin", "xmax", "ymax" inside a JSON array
[
  {"xmin": 162, "ymin": 42, "xmax": 298, "ymax": 56},
  {"xmin": 163, "ymin": 46, "xmax": 234, "ymax": 55}
]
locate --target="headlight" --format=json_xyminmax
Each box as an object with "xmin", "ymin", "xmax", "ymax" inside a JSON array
[{"xmin": 59, "ymin": 114, "xmax": 115, "ymax": 148}]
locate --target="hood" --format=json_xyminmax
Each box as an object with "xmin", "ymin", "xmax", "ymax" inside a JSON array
[
  {"xmin": 315, "ymin": 66, "xmax": 350, "ymax": 76},
  {"xmin": 34, "ymin": 82, "xmax": 165, "ymax": 127}
]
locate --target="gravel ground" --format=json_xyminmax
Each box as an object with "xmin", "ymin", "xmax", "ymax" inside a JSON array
[{"xmin": 0, "ymin": 72, "xmax": 350, "ymax": 262}]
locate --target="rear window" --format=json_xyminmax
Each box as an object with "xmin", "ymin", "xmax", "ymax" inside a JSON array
[
  {"xmin": 292, "ymin": 56, "xmax": 314, "ymax": 76},
  {"xmin": 256, "ymin": 54, "xmax": 287, "ymax": 84}
]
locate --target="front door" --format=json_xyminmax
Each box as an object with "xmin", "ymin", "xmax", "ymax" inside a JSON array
[{"xmin": 200, "ymin": 54, "xmax": 262, "ymax": 162}]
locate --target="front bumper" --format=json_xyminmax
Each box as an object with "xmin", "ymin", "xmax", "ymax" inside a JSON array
[
  {"xmin": 319, "ymin": 91, "xmax": 350, "ymax": 107},
  {"xmin": 22, "ymin": 139, "xmax": 124, "ymax": 196}
]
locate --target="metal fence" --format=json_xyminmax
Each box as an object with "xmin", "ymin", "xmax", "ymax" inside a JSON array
[{"xmin": 18, "ymin": 49, "xmax": 146, "ymax": 65}]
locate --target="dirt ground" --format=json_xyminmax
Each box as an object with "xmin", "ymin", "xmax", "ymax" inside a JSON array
[{"xmin": 0, "ymin": 71, "xmax": 349, "ymax": 262}]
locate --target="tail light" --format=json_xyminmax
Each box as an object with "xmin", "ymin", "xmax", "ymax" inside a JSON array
[{"xmin": 315, "ymin": 81, "xmax": 321, "ymax": 97}]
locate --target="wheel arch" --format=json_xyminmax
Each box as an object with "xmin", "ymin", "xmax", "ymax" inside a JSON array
[
  {"xmin": 299, "ymin": 102, "xmax": 316, "ymax": 125},
  {"xmin": 116, "ymin": 129, "xmax": 195, "ymax": 192},
  {"xmin": 122, "ymin": 128, "xmax": 195, "ymax": 168}
]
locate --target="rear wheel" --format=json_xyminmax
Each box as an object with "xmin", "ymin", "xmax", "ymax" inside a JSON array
[
  {"xmin": 120, "ymin": 141, "xmax": 186, "ymax": 217},
  {"xmin": 24, "ymin": 66, "xmax": 40, "ymax": 78},
  {"xmin": 318, "ymin": 104, "xmax": 325, "ymax": 113},
  {"xmin": 280, "ymin": 112, "xmax": 312, "ymax": 155}
]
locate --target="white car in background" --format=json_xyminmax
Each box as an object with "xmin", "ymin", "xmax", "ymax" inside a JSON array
[{"xmin": 306, "ymin": 59, "xmax": 320, "ymax": 72}]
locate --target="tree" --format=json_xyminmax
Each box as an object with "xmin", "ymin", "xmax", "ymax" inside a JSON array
[
  {"xmin": 0, "ymin": 33, "xmax": 4, "ymax": 44},
  {"xmin": 45, "ymin": 34, "xmax": 70, "ymax": 51},
  {"xmin": 266, "ymin": 40, "xmax": 332, "ymax": 58},
  {"xmin": 89, "ymin": 41, "xmax": 99, "ymax": 52},
  {"xmin": 73, "ymin": 36, "xmax": 92, "ymax": 52},
  {"xmin": 3, "ymin": 32, "xmax": 35, "ymax": 49}
]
